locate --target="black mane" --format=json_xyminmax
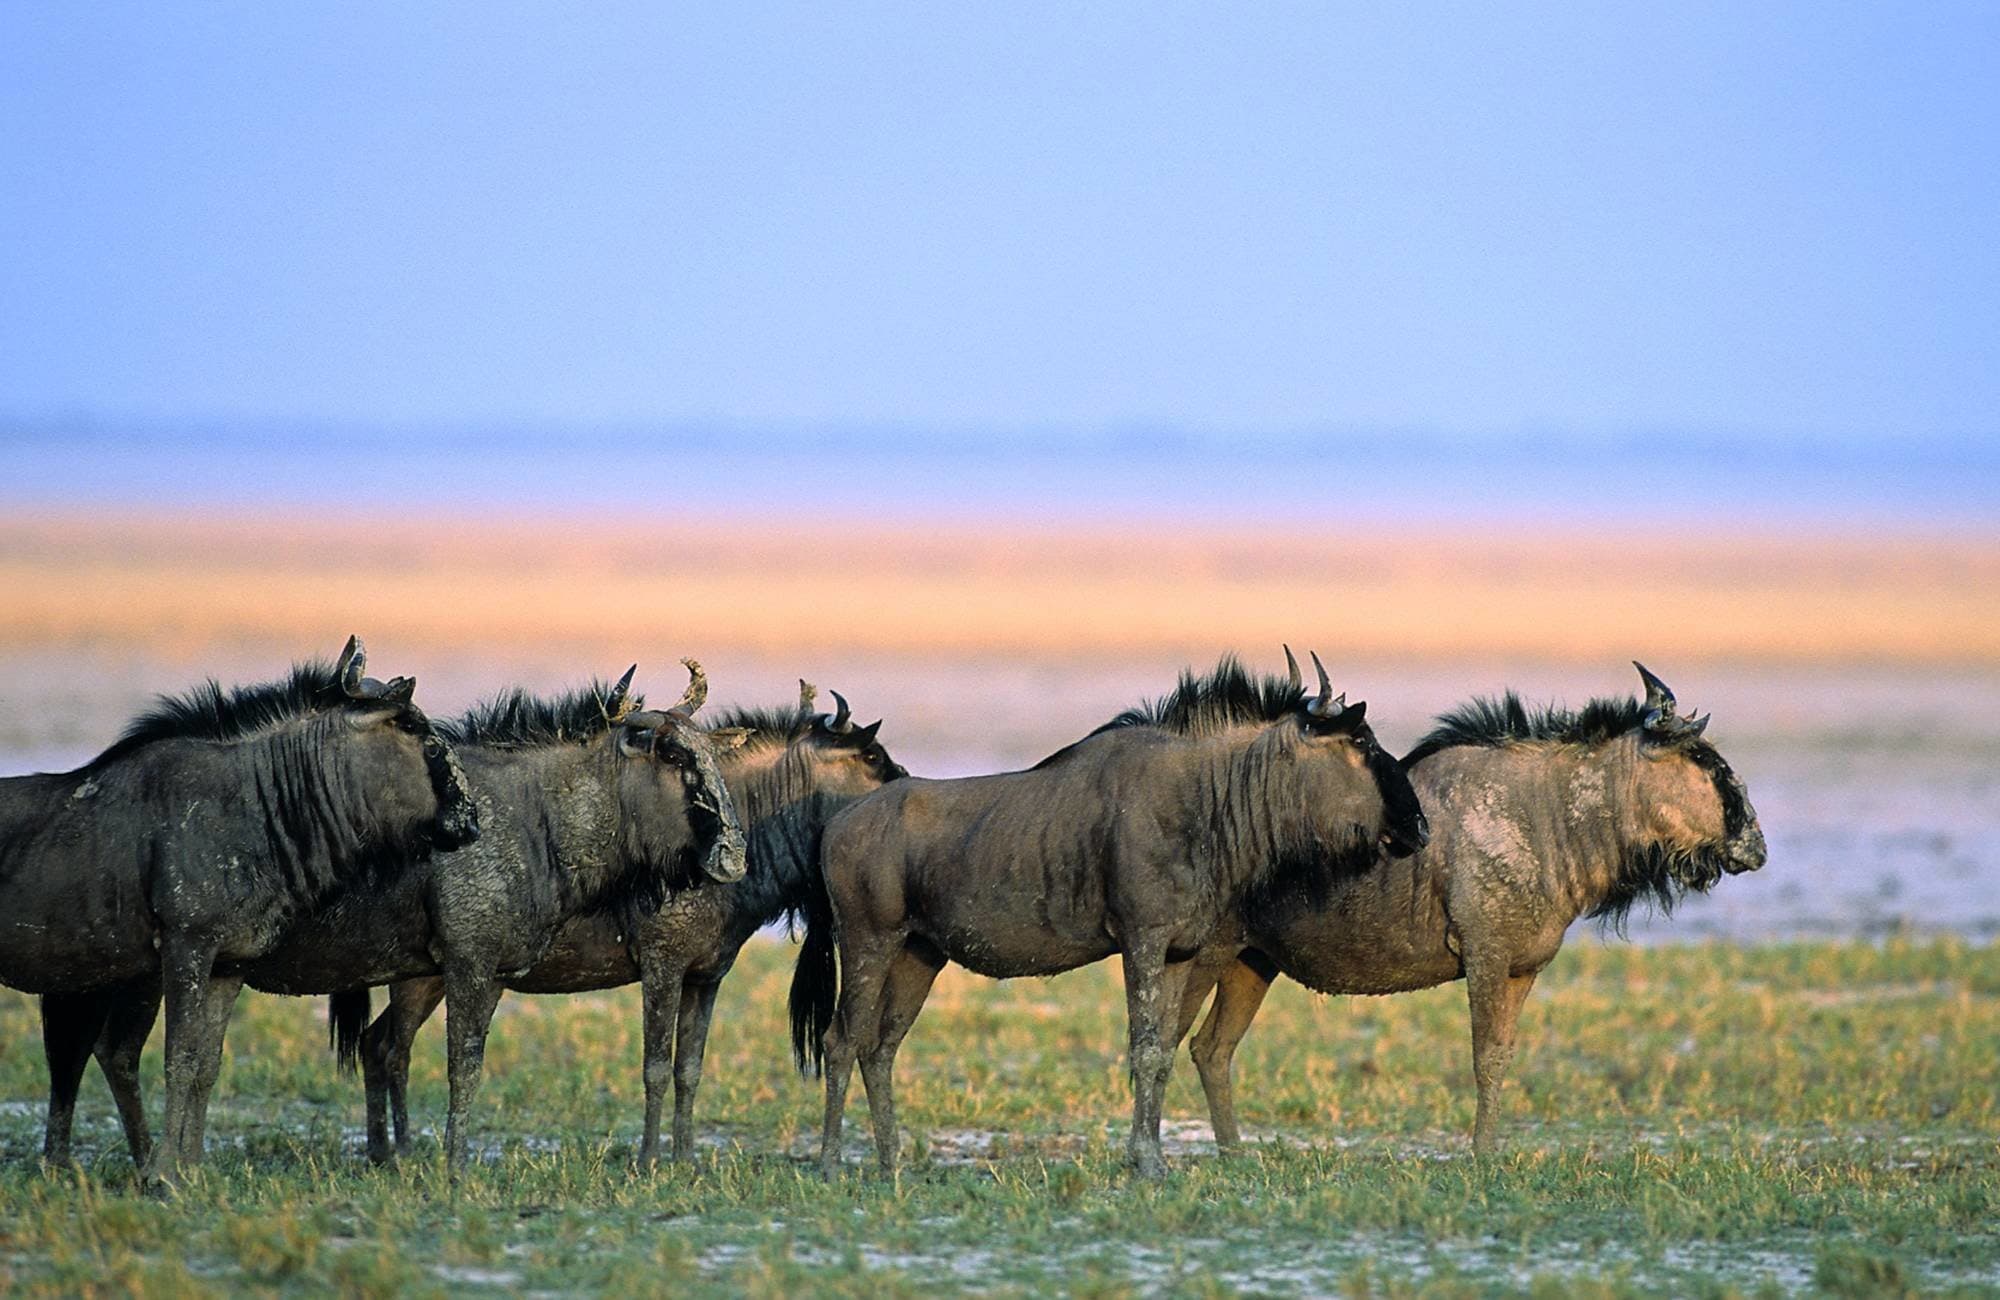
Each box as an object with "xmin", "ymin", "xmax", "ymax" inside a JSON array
[
  {"xmin": 90, "ymin": 658, "xmax": 351, "ymax": 769},
  {"xmin": 1099, "ymin": 655, "xmax": 1307, "ymax": 738},
  {"xmin": 1401, "ymin": 693, "xmax": 1646, "ymax": 768},
  {"xmin": 1029, "ymin": 656, "xmax": 1307, "ymax": 769},
  {"xmin": 708, "ymin": 703, "xmax": 814, "ymax": 753},
  {"xmin": 440, "ymin": 680, "xmax": 634, "ymax": 748}
]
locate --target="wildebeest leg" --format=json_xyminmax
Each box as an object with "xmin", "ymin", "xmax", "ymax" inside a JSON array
[
  {"xmin": 150, "ymin": 935, "xmax": 223, "ymax": 1181},
  {"xmin": 369, "ymin": 977, "xmax": 444, "ymax": 1164},
  {"xmin": 819, "ymin": 933, "xmax": 896, "ymax": 1180},
  {"xmin": 40, "ymin": 991, "xmax": 110, "ymax": 1166},
  {"xmin": 441, "ymin": 971, "xmax": 504, "ymax": 1175},
  {"xmin": 1120, "ymin": 937, "xmax": 1183, "ymax": 1179},
  {"xmin": 858, "ymin": 942, "xmax": 945, "ymax": 1178},
  {"xmin": 637, "ymin": 955, "xmax": 688, "ymax": 1170},
  {"xmin": 1188, "ymin": 955, "xmax": 1276, "ymax": 1152},
  {"xmin": 96, "ymin": 978, "xmax": 162, "ymax": 1168},
  {"xmin": 180, "ymin": 970, "xmax": 243, "ymax": 1161},
  {"xmin": 670, "ymin": 976, "xmax": 724, "ymax": 1162},
  {"xmin": 1467, "ymin": 961, "xmax": 1539, "ymax": 1156}
]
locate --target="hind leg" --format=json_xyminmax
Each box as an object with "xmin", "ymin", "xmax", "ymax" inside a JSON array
[
  {"xmin": 96, "ymin": 978, "xmax": 162, "ymax": 1168},
  {"xmin": 819, "ymin": 932, "xmax": 897, "ymax": 1179},
  {"xmin": 377, "ymin": 977, "xmax": 444, "ymax": 1161},
  {"xmin": 41, "ymin": 992, "xmax": 111, "ymax": 1167},
  {"xmin": 1188, "ymin": 954, "xmax": 1276, "ymax": 1152},
  {"xmin": 1467, "ymin": 957, "xmax": 1539, "ymax": 1157},
  {"xmin": 857, "ymin": 941, "xmax": 945, "ymax": 1178}
]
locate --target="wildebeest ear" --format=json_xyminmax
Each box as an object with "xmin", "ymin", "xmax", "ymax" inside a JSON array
[
  {"xmin": 382, "ymin": 676, "xmax": 416, "ymax": 704},
  {"xmin": 1334, "ymin": 700, "xmax": 1368, "ymax": 731},
  {"xmin": 709, "ymin": 726, "xmax": 754, "ymax": 752},
  {"xmin": 850, "ymin": 720, "xmax": 883, "ymax": 747}
]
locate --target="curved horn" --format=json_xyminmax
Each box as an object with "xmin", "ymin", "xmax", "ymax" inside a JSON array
[
  {"xmin": 827, "ymin": 689, "xmax": 852, "ymax": 733},
  {"xmin": 1307, "ymin": 651, "xmax": 1341, "ymax": 718},
  {"xmin": 602, "ymin": 665, "xmax": 639, "ymax": 722},
  {"xmin": 1282, "ymin": 645, "xmax": 1302, "ymax": 695},
  {"xmin": 336, "ymin": 635, "xmax": 367, "ymax": 697},
  {"xmin": 1634, "ymin": 661, "xmax": 1677, "ymax": 719},
  {"xmin": 798, "ymin": 679, "xmax": 818, "ymax": 714},
  {"xmin": 674, "ymin": 658, "xmax": 707, "ymax": 715}
]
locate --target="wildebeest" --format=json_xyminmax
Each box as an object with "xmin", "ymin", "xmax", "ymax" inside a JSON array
[
  {"xmin": 1174, "ymin": 663, "xmax": 1768, "ymax": 1155},
  {"xmin": 796, "ymin": 651, "xmax": 1429, "ymax": 1179},
  {"xmin": 50, "ymin": 660, "xmax": 747, "ymax": 1174},
  {"xmin": 2, "ymin": 637, "xmax": 479, "ymax": 1179},
  {"xmin": 349, "ymin": 681, "xmax": 909, "ymax": 1166}
]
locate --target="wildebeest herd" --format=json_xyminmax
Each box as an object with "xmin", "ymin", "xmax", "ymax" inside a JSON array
[{"xmin": 0, "ymin": 638, "xmax": 1765, "ymax": 1186}]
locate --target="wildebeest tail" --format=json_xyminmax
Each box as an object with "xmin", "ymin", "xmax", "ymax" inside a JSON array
[
  {"xmin": 329, "ymin": 988, "xmax": 370, "ymax": 1075},
  {"xmin": 788, "ymin": 860, "xmax": 837, "ymax": 1078}
]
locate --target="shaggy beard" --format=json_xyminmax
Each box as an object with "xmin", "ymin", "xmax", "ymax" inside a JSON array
[{"xmin": 1589, "ymin": 841, "xmax": 1730, "ymax": 936}]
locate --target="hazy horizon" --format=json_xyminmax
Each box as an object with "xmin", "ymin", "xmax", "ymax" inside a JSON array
[{"xmin": 6, "ymin": 420, "xmax": 1995, "ymax": 529}]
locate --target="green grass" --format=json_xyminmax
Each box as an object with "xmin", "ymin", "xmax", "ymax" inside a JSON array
[{"xmin": 1, "ymin": 937, "xmax": 1995, "ymax": 1296}]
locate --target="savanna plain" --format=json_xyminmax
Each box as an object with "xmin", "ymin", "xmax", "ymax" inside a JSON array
[
  {"xmin": 2, "ymin": 511, "xmax": 1997, "ymax": 1297},
  {"xmin": 1, "ymin": 940, "xmax": 1995, "ymax": 1297}
]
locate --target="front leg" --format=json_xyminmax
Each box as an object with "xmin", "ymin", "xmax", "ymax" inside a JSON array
[
  {"xmin": 671, "ymin": 976, "xmax": 725, "ymax": 1162},
  {"xmin": 1120, "ymin": 935, "xmax": 1184, "ymax": 1180},
  {"xmin": 180, "ymin": 971, "xmax": 243, "ymax": 1160},
  {"xmin": 1466, "ymin": 955, "xmax": 1539, "ymax": 1157},
  {"xmin": 149, "ymin": 934, "xmax": 221, "ymax": 1183},
  {"xmin": 636, "ymin": 955, "xmax": 688, "ymax": 1170},
  {"xmin": 441, "ymin": 970, "xmax": 505, "ymax": 1176}
]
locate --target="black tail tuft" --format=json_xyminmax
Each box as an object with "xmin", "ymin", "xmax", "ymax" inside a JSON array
[
  {"xmin": 329, "ymin": 988, "xmax": 371, "ymax": 1076},
  {"xmin": 788, "ymin": 859, "xmax": 837, "ymax": 1078}
]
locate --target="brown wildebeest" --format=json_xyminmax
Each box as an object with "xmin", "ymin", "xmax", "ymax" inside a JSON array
[
  {"xmin": 351, "ymin": 681, "xmax": 908, "ymax": 1167},
  {"xmin": 2, "ymin": 637, "xmax": 479, "ymax": 1181},
  {"xmin": 58, "ymin": 661, "xmax": 746, "ymax": 1174},
  {"xmin": 795, "ymin": 651, "xmax": 1430, "ymax": 1179},
  {"xmin": 1174, "ymin": 662, "xmax": 1768, "ymax": 1155}
]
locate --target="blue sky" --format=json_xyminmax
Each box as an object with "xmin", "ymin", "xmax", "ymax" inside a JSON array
[{"xmin": 2, "ymin": 4, "xmax": 1996, "ymax": 443}]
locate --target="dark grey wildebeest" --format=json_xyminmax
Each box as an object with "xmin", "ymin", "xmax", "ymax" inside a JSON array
[
  {"xmin": 351, "ymin": 681, "xmax": 909, "ymax": 1166},
  {"xmin": 56, "ymin": 660, "xmax": 746, "ymax": 1174},
  {"xmin": 1, "ymin": 637, "xmax": 479, "ymax": 1179},
  {"xmin": 1174, "ymin": 663, "xmax": 1767, "ymax": 1155},
  {"xmin": 276, "ymin": 660, "xmax": 747, "ymax": 1170},
  {"xmin": 795, "ymin": 651, "xmax": 1430, "ymax": 1179}
]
